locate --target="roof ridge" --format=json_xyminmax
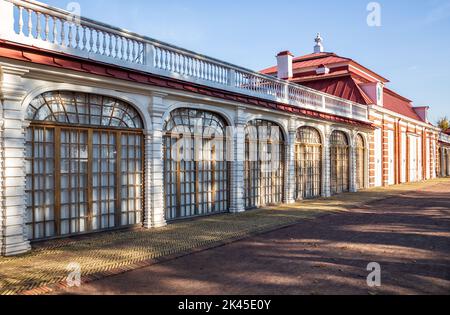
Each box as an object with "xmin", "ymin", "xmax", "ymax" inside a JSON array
[{"xmin": 384, "ymin": 87, "xmax": 413, "ymax": 103}]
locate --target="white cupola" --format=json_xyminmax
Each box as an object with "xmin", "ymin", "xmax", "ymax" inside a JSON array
[{"xmin": 314, "ymin": 33, "xmax": 324, "ymax": 53}]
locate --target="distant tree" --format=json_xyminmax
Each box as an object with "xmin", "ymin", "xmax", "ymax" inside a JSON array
[{"xmin": 437, "ymin": 117, "xmax": 449, "ymax": 131}]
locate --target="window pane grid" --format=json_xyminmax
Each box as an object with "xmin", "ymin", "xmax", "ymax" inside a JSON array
[
  {"xmin": 26, "ymin": 92, "xmax": 144, "ymax": 241},
  {"xmin": 295, "ymin": 127, "xmax": 322, "ymax": 200},
  {"xmin": 244, "ymin": 120, "xmax": 285, "ymax": 209},
  {"xmin": 355, "ymin": 135, "xmax": 366, "ymax": 190},
  {"xmin": 120, "ymin": 132, "xmax": 144, "ymax": 226},
  {"xmin": 330, "ymin": 131, "xmax": 349, "ymax": 195},
  {"xmin": 163, "ymin": 109, "xmax": 229, "ymax": 221},
  {"xmin": 60, "ymin": 129, "xmax": 89, "ymax": 235},
  {"xmin": 26, "ymin": 127, "xmax": 56, "ymax": 240}
]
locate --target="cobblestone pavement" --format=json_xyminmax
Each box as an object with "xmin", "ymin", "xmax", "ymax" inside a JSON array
[{"xmin": 1, "ymin": 178, "xmax": 449, "ymax": 295}]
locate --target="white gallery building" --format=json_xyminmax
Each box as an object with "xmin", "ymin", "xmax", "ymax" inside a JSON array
[{"xmin": 0, "ymin": 0, "xmax": 449, "ymax": 256}]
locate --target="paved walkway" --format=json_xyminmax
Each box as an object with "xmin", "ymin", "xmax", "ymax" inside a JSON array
[{"xmin": 1, "ymin": 178, "xmax": 449, "ymax": 295}]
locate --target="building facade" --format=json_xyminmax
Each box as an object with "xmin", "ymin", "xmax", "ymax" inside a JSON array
[
  {"xmin": 261, "ymin": 34, "xmax": 444, "ymax": 188},
  {"xmin": 0, "ymin": 1, "xmax": 446, "ymax": 256}
]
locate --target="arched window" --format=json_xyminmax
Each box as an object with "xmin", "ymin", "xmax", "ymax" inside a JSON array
[
  {"xmin": 355, "ymin": 134, "xmax": 366, "ymax": 190},
  {"xmin": 25, "ymin": 91, "xmax": 144, "ymax": 241},
  {"xmin": 330, "ymin": 130, "xmax": 349, "ymax": 195},
  {"xmin": 163, "ymin": 108, "xmax": 229, "ymax": 220},
  {"xmin": 244, "ymin": 120, "xmax": 285, "ymax": 209},
  {"xmin": 295, "ymin": 127, "xmax": 322, "ymax": 200},
  {"xmin": 27, "ymin": 91, "xmax": 143, "ymax": 128}
]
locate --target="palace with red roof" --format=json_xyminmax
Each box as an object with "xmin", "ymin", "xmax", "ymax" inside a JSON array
[{"xmin": 260, "ymin": 34, "xmax": 446, "ymax": 187}]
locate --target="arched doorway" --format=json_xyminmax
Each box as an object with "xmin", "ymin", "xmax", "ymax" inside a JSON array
[
  {"xmin": 25, "ymin": 91, "xmax": 144, "ymax": 240},
  {"xmin": 295, "ymin": 127, "xmax": 322, "ymax": 200},
  {"xmin": 163, "ymin": 108, "xmax": 229, "ymax": 220},
  {"xmin": 244, "ymin": 120, "xmax": 285, "ymax": 209},
  {"xmin": 330, "ymin": 130, "xmax": 350, "ymax": 195},
  {"xmin": 355, "ymin": 134, "xmax": 366, "ymax": 190}
]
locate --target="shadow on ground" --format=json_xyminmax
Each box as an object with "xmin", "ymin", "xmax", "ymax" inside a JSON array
[{"xmin": 56, "ymin": 179, "xmax": 450, "ymax": 295}]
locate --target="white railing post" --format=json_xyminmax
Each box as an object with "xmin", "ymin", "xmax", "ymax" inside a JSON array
[
  {"xmin": 322, "ymin": 95, "xmax": 326, "ymax": 110},
  {"xmin": 283, "ymin": 82, "xmax": 289, "ymax": 103},
  {"xmin": 227, "ymin": 68, "xmax": 236, "ymax": 88},
  {"xmin": 144, "ymin": 43, "xmax": 154, "ymax": 69},
  {"xmin": 0, "ymin": 0, "xmax": 16, "ymax": 40},
  {"xmin": 349, "ymin": 103, "xmax": 353, "ymax": 119}
]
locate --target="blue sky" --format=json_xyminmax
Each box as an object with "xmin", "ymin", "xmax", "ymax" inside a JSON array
[{"xmin": 42, "ymin": 0, "xmax": 450, "ymax": 123}]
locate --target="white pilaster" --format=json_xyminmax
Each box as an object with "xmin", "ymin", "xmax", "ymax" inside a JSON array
[
  {"xmin": 322, "ymin": 126, "xmax": 331, "ymax": 197},
  {"xmin": 349, "ymin": 130, "xmax": 358, "ymax": 193},
  {"xmin": 229, "ymin": 107, "xmax": 246, "ymax": 213},
  {"xmin": 284, "ymin": 120, "xmax": 296, "ymax": 204},
  {"xmin": 144, "ymin": 93, "xmax": 167, "ymax": 229},
  {"xmin": 0, "ymin": 64, "xmax": 31, "ymax": 256}
]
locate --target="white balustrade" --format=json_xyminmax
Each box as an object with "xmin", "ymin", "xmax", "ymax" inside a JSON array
[
  {"xmin": 0, "ymin": 0, "xmax": 369, "ymax": 123},
  {"xmin": 439, "ymin": 133, "xmax": 450, "ymax": 144}
]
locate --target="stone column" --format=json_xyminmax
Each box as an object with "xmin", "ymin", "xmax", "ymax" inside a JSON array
[
  {"xmin": 284, "ymin": 121, "xmax": 296, "ymax": 204},
  {"xmin": 322, "ymin": 126, "xmax": 331, "ymax": 197},
  {"xmin": 0, "ymin": 65, "xmax": 31, "ymax": 256},
  {"xmin": 229, "ymin": 107, "xmax": 246, "ymax": 213},
  {"xmin": 143, "ymin": 93, "xmax": 167, "ymax": 229}
]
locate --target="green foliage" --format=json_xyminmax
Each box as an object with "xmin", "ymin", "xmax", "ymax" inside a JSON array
[{"xmin": 437, "ymin": 117, "xmax": 449, "ymax": 131}]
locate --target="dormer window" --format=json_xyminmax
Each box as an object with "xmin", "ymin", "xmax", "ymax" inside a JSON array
[{"xmin": 316, "ymin": 65, "xmax": 330, "ymax": 75}]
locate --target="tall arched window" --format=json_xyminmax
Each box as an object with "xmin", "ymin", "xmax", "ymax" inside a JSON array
[
  {"xmin": 25, "ymin": 91, "xmax": 144, "ymax": 240},
  {"xmin": 355, "ymin": 134, "xmax": 366, "ymax": 190},
  {"xmin": 245, "ymin": 120, "xmax": 285, "ymax": 209},
  {"xmin": 295, "ymin": 127, "xmax": 322, "ymax": 200},
  {"xmin": 330, "ymin": 130, "xmax": 349, "ymax": 195},
  {"xmin": 163, "ymin": 108, "xmax": 229, "ymax": 220}
]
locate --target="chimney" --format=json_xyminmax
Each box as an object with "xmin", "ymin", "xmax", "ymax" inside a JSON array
[
  {"xmin": 413, "ymin": 106, "xmax": 430, "ymax": 123},
  {"xmin": 276, "ymin": 51, "xmax": 294, "ymax": 79},
  {"xmin": 314, "ymin": 33, "xmax": 324, "ymax": 53}
]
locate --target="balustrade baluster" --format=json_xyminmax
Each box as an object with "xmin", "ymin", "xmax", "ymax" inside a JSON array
[
  {"xmin": 96, "ymin": 30, "xmax": 100, "ymax": 54},
  {"xmin": 52, "ymin": 17, "xmax": 57, "ymax": 43},
  {"xmin": 75, "ymin": 25, "xmax": 80, "ymax": 49},
  {"xmin": 179, "ymin": 55, "xmax": 184, "ymax": 75},
  {"xmin": 82, "ymin": 26, "xmax": 87, "ymax": 51},
  {"xmin": 89, "ymin": 28, "xmax": 94, "ymax": 52},
  {"xmin": 120, "ymin": 37, "xmax": 125, "ymax": 60},
  {"xmin": 108, "ymin": 34, "xmax": 113, "ymax": 57},
  {"xmin": 27, "ymin": 8, "xmax": 32, "ymax": 37},
  {"xmin": 132, "ymin": 40, "xmax": 136, "ymax": 61},
  {"xmin": 68, "ymin": 23, "xmax": 73, "ymax": 47},
  {"xmin": 114, "ymin": 35, "xmax": 119, "ymax": 58},
  {"xmin": 44, "ymin": 15, "xmax": 49, "ymax": 41},
  {"xmin": 18, "ymin": 6, "xmax": 24, "ymax": 35},
  {"xmin": 101, "ymin": 32, "xmax": 106, "ymax": 55},
  {"xmin": 154, "ymin": 47, "xmax": 160, "ymax": 68},
  {"xmin": 193, "ymin": 59, "xmax": 198, "ymax": 77},
  {"xmin": 163, "ymin": 50, "xmax": 168, "ymax": 70},
  {"xmin": 60, "ymin": 20, "xmax": 65, "ymax": 46},
  {"xmin": 125, "ymin": 38, "xmax": 129, "ymax": 61},
  {"xmin": 36, "ymin": 12, "xmax": 42, "ymax": 40}
]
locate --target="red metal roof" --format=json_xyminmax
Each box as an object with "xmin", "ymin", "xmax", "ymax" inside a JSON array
[
  {"xmin": 261, "ymin": 52, "xmax": 347, "ymax": 75},
  {"xmin": 260, "ymin": 51, "xmax": 429, "ymax": 123},
  {"xmin": 383, "ymin": 88, "xmax": 422, "ymax": 121},
  {"xmin": 0, "ymin": 40, "xmax": 374, "ymax": 128},
  {"xmin": 261, "ymin": 51, "xmax": 389, "ymax": 81},
  {"xmin": 300, "ymin": 75, "xmax": 373, "ymax": 105}
]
